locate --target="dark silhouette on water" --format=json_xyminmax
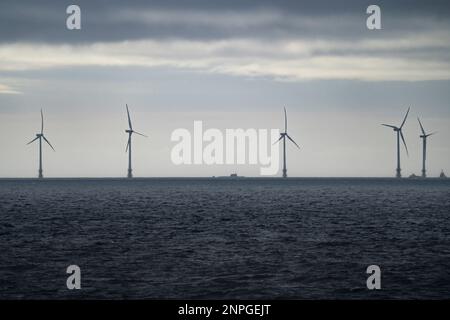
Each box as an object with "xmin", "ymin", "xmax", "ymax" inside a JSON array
[
  {"xmin": 274, "ymin": 107, "xmax": 300, "ymax": 178},
  {"xmin": 125, "ymin": 104, "xmax": 147, "ymax": 178},
  {"xmin": 215, "ymin": 173, "xmax": 245, "ymax": 179},
  {"xmin": 26, "ymin": 109, "xmax": 55, "ymax": 179},
  {"xmin": 418, "ymin": 118, "xmax": 437, "ymax": 178},
  {"xmin": 382, "ymin": 107, "xmax": 410, "ymax": 178}
]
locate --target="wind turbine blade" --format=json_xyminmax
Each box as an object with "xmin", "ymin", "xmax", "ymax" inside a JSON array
[
  {"xmin": 426, "ymin": 131, "xmax": 438, "ymax": 137},
  {"xmin": 126, "ymin": 136, "xmax": 130, "ymax": 152},
  {"xmin": 126, "ymin": 104, "xmax": 133, "ymax": 130},
  {"xmin": 400, "ymin": 107, "xmax": 410, "ymax": 129},
  {"xmin": 417, "ymin": 118, "xmax": 426, "ymax": 136},
  {"xmin": 41, "ymin": 109, "xmax": 44, "ymax": 134},
  {"xmin": 27, "ymin": 136, "xmax": 39, "ymax": 145},
  {"xmin": 400, "ymin": 131, "xmax": 408, "ymax": 156},
  {"xmin": 284, "ymin": 107, "xmax": 288, "ymax": 133},
  {"xmin": 381, "ymin": 124, "xmax": 397, "ymax": 129},
  {"xmin": 133, "ymin": 131, "xmax": 148, "ymax": 138},
  {"xmin": 286, "ymin": 134, "xmax": 300, "ymax": 149},
  {"xmin": 272, "ymin": 135, "xmax": 283, "ymax": 145},
  {"xmin": 42, "ymin": 136, "xmax": 55, "ymax": 151}
]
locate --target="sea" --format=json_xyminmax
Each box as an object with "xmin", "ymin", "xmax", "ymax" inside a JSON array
[{"xmin": 0, "ymin": 178, "xmax": 449, "ymax": 299}]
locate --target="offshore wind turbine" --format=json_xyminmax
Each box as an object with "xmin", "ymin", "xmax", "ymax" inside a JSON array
[
  {"xmin": 274, "ymin": 107, "xmax": 300, "ymax": 178},
  {"xmin": 125, "ymin": 104, "xmax": 147, "ymax": 178},
  {"xmin": 418, "ymin": 118, "xmax": 437, "ymax": 178},
  {"xmin": 382, "ymin": 107, "xmax": 410, "ymax": 178},
  {"xmin": 27, "ymin": 109, "xmax": 55, "ymax": 178}
]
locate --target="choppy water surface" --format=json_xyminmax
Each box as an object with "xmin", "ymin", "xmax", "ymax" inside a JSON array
[{"xmin": 0, "ymin": 178, "xmax": 449, "ymax": 299}]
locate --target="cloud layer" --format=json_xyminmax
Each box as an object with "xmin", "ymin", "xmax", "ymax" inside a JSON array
[
  {"xmin": 1, "ymin": 32, "xmax": 450, "ymax": 82},
  {"xmin": 0, "ymin": 1, "xmax": 449, "ymax": 85}
]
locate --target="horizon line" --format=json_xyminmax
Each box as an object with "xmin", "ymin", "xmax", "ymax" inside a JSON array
[{"xmin": 0, "ymin": 176, "xmax": 447, "ymax": 180}]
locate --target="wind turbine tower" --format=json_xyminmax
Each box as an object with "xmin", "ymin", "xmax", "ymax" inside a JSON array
[
  {"xmin": 125, "ymin": 104, "xmax": 147, "ymax": 178},
  {"xmin": 418, "ymin": 118, "xmax": 437, "ymax": 178},
  {"xmin": 382, "ymin": 107, "xmax": 410, "ymax": 178},
  {"xmin": 274, "ymin": 107, "xmax": 300, "ymax": 178},
  {"xmin": 27, "ymin": 109, "xmax": 55, "ymax": 178}
]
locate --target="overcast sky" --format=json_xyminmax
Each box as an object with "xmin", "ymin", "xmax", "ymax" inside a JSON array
[{"xmin": 0, "ymin": 0, "xmax": 449, "ymax": 177}]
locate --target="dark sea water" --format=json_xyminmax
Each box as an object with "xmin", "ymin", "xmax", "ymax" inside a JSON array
[{"xmin": 1, "ymin": 178, "xmax": 450, "ymax": 299}]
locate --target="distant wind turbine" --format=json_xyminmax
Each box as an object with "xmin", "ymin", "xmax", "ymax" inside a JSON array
[
  {"xmin": 125, "ymin": 104, "xmax": 147, "ymax": 178},
  {"xmin": 418, "ymin": 118, "xmax": 437, "ymax": 178},
  {"xmin": 382, "ymin": 107, "xmax": 410, "ymax": 178},
  {"xmin": 27, "ymin": 109, "xmax": 55, "ymax": 178},
  {"xmin": 274, "ymin": 107, "xmax": 300, "ymax": 178}
]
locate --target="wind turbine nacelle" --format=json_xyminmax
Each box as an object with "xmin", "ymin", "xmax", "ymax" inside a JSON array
[
  {"xmin": 420, "ymin": 135, "xmax": 426, "ymax": 138},
  {"xmin": 125, "ymin": 129, "xmax": 133, "ymax": 133},
  {"xmin": 36, "ymin": 133, "xmax": 43, "ymax": 137}
]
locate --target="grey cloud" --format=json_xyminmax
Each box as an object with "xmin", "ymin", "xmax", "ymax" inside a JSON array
[
  {"xmin": 0, "ymin": 0, "xmax": 449, "ymax": 83},
  {"xmin": 0, "ymin": 0, "xmax": 450, "ymax": 44}
]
